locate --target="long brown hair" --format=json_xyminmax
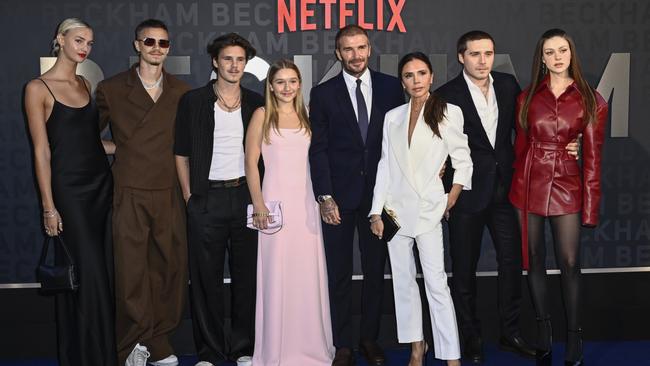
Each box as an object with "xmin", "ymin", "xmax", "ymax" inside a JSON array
[
  {"xmin": 398, "ymin": 52, "xmax": 447, "ymax": 138},
  {"xmin": 519, "ymin": 28, "xmax": 597, "ymax": 130},
  {"xmin": 262, "ymin": 59, "xmax": 311, "ymax": 143}
]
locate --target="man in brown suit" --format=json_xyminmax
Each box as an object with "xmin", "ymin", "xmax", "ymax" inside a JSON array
[{"xmin": 96, "ymin": 19, "xmax": 190, "ymax": 366}]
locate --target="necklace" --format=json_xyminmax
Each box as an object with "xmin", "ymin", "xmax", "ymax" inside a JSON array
[
  {"xmin": 213, "ymin": 83, "xmax": 241, "ymax": 112},
  {"xmin": 136, "ymin": 67, "xmax": 163, "ymax": 90}
]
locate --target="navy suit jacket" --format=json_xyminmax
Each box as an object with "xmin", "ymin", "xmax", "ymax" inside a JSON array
[
  {"xmin": 309, "ymin": 70, "xmax": 404, "ymax": 210},
  {"xmin": 436, "ymin": 71, "xmax": 521, "ymax": 213}
]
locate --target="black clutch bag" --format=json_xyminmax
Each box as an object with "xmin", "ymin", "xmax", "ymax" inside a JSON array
[
  {"xmin": 381, "ymin": 207, "xmax": 401, "ymax": 242},
  {"xmin": 36, "ymin": 235, "xmax": 78, "ymax": 293}
]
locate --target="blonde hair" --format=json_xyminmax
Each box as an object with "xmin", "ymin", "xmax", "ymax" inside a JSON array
[
  {"xmin": 262, "ymin": 59, "xmax": 311, "ymax": 143},
  {"xmin": 51, "ymin": 18, "xmax": 92, "ymax": 56}
]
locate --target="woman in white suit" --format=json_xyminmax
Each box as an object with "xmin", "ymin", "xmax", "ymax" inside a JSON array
[{"xmin": 370, "ymin": 52, "xmax": 472, "ymax": 366}]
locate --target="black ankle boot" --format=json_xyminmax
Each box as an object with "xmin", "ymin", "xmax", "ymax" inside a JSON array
[
  {"xmin": 535, "ymin": 316, "xmax": 552, "ymax": 366},
  {"xmin": 564, "ymin": 328, "xmax": 584, "ymax": 365}
]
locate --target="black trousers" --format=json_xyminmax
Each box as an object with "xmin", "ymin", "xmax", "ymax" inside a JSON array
[
  {"xmin": 322, "ymin": 191, "xmax": 388, "ymax": 349},
  {"xmin": 448, "ymin": 177, "xmax": 522, "ymax": 342},
  {"xmin": 186, "ymin": 183, "xmax": 258, "ymax": 364}
]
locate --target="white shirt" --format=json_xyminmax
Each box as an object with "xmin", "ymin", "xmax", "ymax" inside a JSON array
[
  {"xmin": 463, "ymin": 70, "xmax": 499, "ymax": 148},
  {"xmin": 209, "ymin": 105, "xmax": 245, "ymax": 180},
  {"xmin": 342, "ymin": 68, "xmax": 372, "ymax": 121}
]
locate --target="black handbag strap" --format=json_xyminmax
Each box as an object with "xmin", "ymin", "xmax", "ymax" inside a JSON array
[{"xmin": 39, "ymin": 235, "xmax": 75, "ymax": 265}]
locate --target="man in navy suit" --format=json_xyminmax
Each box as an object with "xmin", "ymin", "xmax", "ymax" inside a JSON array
[
  {"xmin": 436, "ymin": 31, "xmax": 577, "ymax": 364},
  {"xmin": 309, "ymin": 24, "xmax": 404, "ymax": 366}
]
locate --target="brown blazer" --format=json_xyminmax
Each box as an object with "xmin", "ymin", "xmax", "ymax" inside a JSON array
[{"xmin": 97, "ymin": 65, "xmax": 190, "ymax": 189}]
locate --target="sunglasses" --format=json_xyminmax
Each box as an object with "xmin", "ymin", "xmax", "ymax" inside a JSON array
[{"xmin": 137, "ymin": 37, "xmax": 170, "ymax": 48}]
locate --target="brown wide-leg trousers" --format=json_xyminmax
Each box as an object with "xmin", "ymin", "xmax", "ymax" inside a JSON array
[{"xmin": 113, "ymin": 186, "xmax": 187, "ymax": 363}]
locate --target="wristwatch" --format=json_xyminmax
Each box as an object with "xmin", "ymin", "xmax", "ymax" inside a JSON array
[{"xmin": 317, "ymin": 195, "xmax": 332, "ymax": 204}]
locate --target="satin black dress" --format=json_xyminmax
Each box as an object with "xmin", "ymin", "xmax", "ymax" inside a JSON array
[{"xmin": 39, "ymin": 78, "xmax": 117, "ymax": 365}]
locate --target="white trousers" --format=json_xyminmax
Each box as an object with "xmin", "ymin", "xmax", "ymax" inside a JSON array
[{"xmin": 388, "ymin": 228, "xmax": 461, "ymax": 360}]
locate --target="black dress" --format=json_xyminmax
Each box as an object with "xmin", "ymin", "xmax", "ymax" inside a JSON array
[{"xmin": 39, "ymin": 78, "xmax": 117, "ymax": 365}]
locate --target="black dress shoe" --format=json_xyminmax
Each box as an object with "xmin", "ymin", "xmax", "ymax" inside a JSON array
[
  {"xmin": 499, "ymin": 335, "xmax": 536, "ymax": 359},
  {"xmin": 462, "ymin": 336, "xmax": 483, "ymax": 364},
  {"xmin": 565, "ymin": 358, "xmax": 584, "ymax": 366},
  {"xmin": 359, "ymin": 340, "xmax": 385, "ymax": 366},
  {"xmin": 564, "ymin": 328, "xmax": 584, "ymax": 365},
  {"xmin": 332, "ymin": 348, "xmax": 354, "ymax": 366},
  {"xmin": 536, "ymin": 348, "xmax": 552, "ymax": 366},
  {"xmin": 535, "ymin": 316, "xmax": 553, "ymax": 366}
]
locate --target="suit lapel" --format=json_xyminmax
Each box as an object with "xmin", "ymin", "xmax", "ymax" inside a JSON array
[
  {"xmin": 411, "ymin": 122, "xmax": 438, "ymax": 192},
  {"xmin": 389, "ymin": 103, "xmax": 417, "ymax": 192},
  {"xmin": 121, "ymin": 68, "xmax": 154, "ymax": 140},
  {"xmin": 457, "ymin": 73, "xmax": 493, "ymax": 150},
  {"xmin": 334, "ymin": 74, "xmax": 364, "ymax": 146},
  {"xmin": 368, "ymin": 70, "xmax": 382, "ymax": 127},
  {"xmin": 492, "ymin": 75, "xmax": 509, "ymax": 150},
  {"xmin": 126, "ymin": 67, "xmax": 174, "ymax": 130},
  {"xmin": 410, "ymin": 107, "xmax": 432, "ymax": 171}
]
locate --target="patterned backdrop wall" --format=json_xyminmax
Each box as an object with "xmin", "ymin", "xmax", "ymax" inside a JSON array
[{"xmin": 1, "ymin": 0, "xmax": 649, "ymax": 284}]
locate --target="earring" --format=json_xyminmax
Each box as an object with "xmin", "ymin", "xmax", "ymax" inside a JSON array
[{"xmin": 542, "ymin": 62, "xmax": 547, "ymax": 74}]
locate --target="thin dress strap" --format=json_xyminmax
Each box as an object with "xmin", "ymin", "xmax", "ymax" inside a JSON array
[
  {"xmin": 37, "ymin": 78, "xmax": 57, "ymax": 101},
  {"xmin": 77, "ymin": 75, "xmax": 91, "ymax": 98}
]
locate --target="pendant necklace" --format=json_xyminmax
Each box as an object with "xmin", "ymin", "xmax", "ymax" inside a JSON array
[{"xmin": 213, "ymin": 83, "xmax": 241, "ymax": 112}]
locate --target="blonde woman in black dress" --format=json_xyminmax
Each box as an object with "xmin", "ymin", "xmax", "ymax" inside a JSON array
[{"xmin": 25, "ymin": 18, "xmax": 116, "ymax": 366}]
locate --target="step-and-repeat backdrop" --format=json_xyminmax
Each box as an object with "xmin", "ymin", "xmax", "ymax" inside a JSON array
[{"xmin": 1, "ymin": 0, "xmax": 648, "ymax": 284}]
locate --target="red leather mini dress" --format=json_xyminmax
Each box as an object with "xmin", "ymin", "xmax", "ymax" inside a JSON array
[{"xmin": 509, "ymin": 76, "xmax": 608, "ymax": 268}]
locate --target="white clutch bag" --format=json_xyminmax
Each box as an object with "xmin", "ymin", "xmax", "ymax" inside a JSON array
[{"xmin": 246, "ymin": 201, "xmax": 283, "ymax": 234}]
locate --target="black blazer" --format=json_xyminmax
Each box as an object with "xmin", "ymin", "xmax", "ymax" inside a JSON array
[
  {"xmin": 436, "ymin": 71, "xmax": 521, "ymax": 213},
  {"xmin": 308, "ymin": 70, "xmax": 404, "ymax": 210},
  {"xmin": 174, "ymin": 80, "xmax": 264, "ymax": 196}
]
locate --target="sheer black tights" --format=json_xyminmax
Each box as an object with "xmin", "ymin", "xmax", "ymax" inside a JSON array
[{"xmin": 516, "ymin": 210, "xmax": 582, "ymax": 361}]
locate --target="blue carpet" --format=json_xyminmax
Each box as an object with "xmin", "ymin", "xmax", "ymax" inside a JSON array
[{"xmin": 2, "ymin": 341, "xmax": 649, "ymax": 365}]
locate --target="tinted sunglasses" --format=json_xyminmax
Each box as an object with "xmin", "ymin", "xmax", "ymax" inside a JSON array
[{"xmin": 137, "ymin": 37, "xmax": 170, "ymax": 48}]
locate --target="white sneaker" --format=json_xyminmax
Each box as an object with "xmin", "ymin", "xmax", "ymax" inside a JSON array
[
  {"xmin": 148, "ymin": 354, "xmax": 179, "ymax": 366},
  {"xmin": 125, "ymin": 343, "xmax": 150, "ymax": 366},
  {"xmin": 237, "ymin": 356, "xmax": 253, "ymax": 366},
  {"xmin": 194, "ymin": 362, "xmax": 215, "ymax": 366}
]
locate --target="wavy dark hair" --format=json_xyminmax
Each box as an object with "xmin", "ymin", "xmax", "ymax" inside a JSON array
[
  {"xmin": 519, "ymin": 28, "xmax": 597, "ymax": 130},
  {"xmin": 207, "ymin": 33, "xmax": 256, "ymax": 63},
  {"xmin": 398, "ymin": 52, "xmax": 446, "ymax": 138}
]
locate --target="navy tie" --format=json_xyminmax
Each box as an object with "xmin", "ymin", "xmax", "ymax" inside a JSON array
[{"xmin": 355, "ymin": 79, "xmax": 369, "ymax": 144}]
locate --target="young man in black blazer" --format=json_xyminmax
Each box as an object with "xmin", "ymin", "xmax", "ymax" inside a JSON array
[
  {"xmin": 309, "ymin": 25, "xmax": 404, "ymax": 366},
  {"xmin": 436, "ymin": 31, "xmax": 533, "ymax": 364},
  {"xmin": 174, "ymin": 33, "xmax": 264, "ymax": 366}
]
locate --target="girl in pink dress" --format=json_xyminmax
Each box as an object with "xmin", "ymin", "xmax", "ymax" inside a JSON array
[{"xmin": 245, "ymin": 59, "xmax": 335, "ymax": 366}]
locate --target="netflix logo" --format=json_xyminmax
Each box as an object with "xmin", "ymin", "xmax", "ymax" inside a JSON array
[{"xmin": 277, "ymin": 0, "xmax": 407, "ymax": 33}]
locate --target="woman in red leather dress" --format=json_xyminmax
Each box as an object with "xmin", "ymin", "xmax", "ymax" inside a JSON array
[{"xmin": 509, "ymin": 29, "xmax": 607, "ymax": 366}]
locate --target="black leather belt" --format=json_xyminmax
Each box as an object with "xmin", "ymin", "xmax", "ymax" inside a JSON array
[{"xmin": 209, "ymin": 176, "xmax": 246, "ymax": 188}]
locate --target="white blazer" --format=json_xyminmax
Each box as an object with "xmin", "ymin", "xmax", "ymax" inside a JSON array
[{"xmin": 370, "ymin": 100, "xmax": 473, "ymax": 237}]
